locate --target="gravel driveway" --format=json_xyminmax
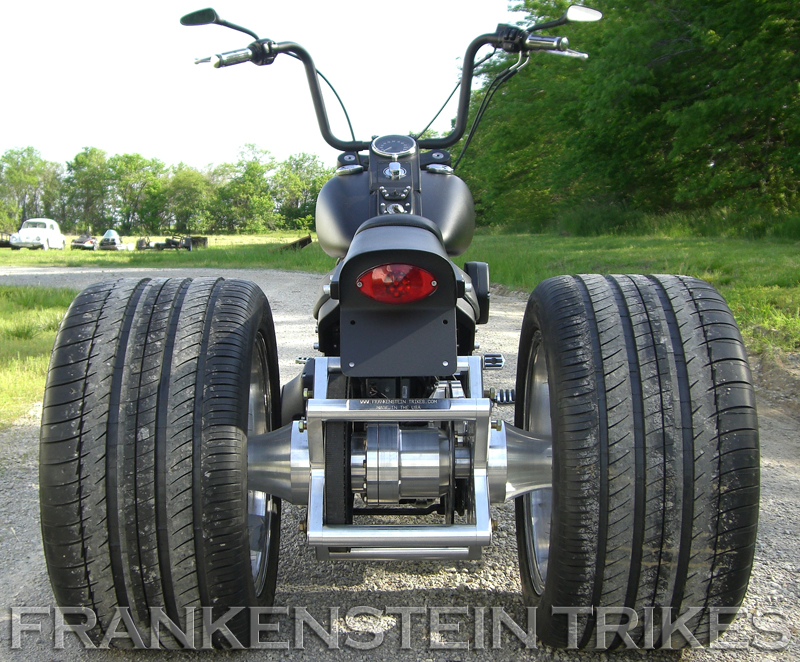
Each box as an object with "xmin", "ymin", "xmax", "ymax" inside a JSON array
[{"xmin": 0, "ymin": 266, "xmax": 797, "ymax": 660}]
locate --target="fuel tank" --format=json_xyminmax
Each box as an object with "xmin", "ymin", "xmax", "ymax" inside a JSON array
[{"xmin": 316, "ymin": 170, "xmax": 475, "ymax": 258}]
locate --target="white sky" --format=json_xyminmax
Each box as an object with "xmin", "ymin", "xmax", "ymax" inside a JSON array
[{"xmin": 1, "ymin": 1, "xmax": 524, "ymax": 170}]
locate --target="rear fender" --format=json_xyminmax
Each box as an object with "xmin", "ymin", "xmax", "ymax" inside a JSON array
[{"xmin": 333, "ymin": 224, "xmax": 461, "ymax": 377}]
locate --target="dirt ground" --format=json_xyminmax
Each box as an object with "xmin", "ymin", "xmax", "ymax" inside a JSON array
[{"xmin": 0, "ymin": 265, "xmax": 797, "ymax": 661}]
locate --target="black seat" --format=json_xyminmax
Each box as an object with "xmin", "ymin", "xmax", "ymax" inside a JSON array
[{"xmin": 353, "ymin": 214, "xmax": 444, "ymax": 245}]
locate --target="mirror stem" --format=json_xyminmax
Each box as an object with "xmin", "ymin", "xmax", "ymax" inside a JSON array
[{"xmin": 218, "ymin": 19, "xmax": 259, "ymax": 40}]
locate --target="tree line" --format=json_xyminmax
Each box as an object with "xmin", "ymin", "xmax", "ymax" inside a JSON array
[
  {"xmin": 456, "ymin": 0, "xmax": 799, "ymax": 233},
  {"xmin": 4, "ymin": 1, "xmax": 796, "ymax": 238},
  {"xmin": 0, "ymin": 145, "xmax": 333, "ymax": 235}
]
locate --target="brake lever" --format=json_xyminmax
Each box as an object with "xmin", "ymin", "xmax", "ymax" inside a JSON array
[{"xmin": 545, "ymin": 49, "xmax": 589, "ymax": 60}]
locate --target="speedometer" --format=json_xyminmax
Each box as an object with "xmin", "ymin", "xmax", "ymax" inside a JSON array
[{"xmin": 371, "ymin": 135, "xmax": 417, "ymax": 159}]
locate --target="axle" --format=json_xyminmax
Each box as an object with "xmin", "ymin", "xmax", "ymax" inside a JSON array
[{"xmin": 247, "ymin": 357, "xmax": 551, "ymax": 560}]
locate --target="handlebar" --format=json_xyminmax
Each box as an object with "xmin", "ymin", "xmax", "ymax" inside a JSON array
[
  {"xmin": 195, "ymin": 28, "xmax": 575, "ymax": 152},
  {"xmin": 272, "ymin": 34, "xmax": 509, "ymax": 152}
]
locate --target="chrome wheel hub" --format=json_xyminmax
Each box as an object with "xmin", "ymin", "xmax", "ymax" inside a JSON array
[
  {"xmin": 523, "ymin": 332, "xmax": 553, "ymax": 594},
  {"xmin": 247, "ymin": 334, "xmax": 275, "ymax": 594}
]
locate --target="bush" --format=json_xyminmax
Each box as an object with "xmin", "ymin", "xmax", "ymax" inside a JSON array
[{"xmin": 553, "ymin": 205, "xmax": 800, "ymax": 239}]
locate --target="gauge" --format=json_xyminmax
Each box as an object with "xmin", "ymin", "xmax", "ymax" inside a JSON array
[{"xmin": 371, "ymin": 135, "xmax": 417, "ymax": 159}]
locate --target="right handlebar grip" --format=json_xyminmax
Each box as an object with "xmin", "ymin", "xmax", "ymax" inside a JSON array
[
  {"xmin": 525, "ymin": 34, "xmax": 568, "ymax": 51},
  {"xmin": 211, "ymin": 47, "xmax": 254, "ymax": 68}
]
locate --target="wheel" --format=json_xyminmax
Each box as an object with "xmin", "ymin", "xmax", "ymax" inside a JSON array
[
  {"xmin": 10, "ymin": 246, "xmax": 20, "ymax": 250},
  {"xmin": 514, "ymin": 275, "xmax": 759, "ymax": 650},
  {"xmin": 40, "ymin": 277, "xmax": 282, "ymax": 647}
]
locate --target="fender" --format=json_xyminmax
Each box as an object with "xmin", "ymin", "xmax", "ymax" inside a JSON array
[{"xmin": 333, "ymin": 216, "xmax": 462, "ymax": 377}]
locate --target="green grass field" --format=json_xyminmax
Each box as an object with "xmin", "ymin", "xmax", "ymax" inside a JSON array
[
  {"xmin": 0, "ymin": 286, "xmax": 78, "ymax": 428},
  {"xmin": 0, "ymin": 231, "xmax": 798, "ymax": 427},
  {"xmin": 455, "ymin": 234, "xmax": 800, "ymax": 354},
  {"xmin": 0, "ymin": 233, "xmax": 334, "ymax": 273}
]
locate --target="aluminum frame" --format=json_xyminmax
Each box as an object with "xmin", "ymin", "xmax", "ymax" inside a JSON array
[{"xmin": 304, "ymin": 356, "xmax": 493, "ymax": 560}]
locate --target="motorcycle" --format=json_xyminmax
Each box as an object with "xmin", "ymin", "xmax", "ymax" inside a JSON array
[{"xmin": 38, "ymin": 5, "xmax": 759, "ymax": 650}]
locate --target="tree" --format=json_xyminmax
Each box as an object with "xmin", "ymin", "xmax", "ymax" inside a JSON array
[
  {"xmin": 271, "ymin": 153, "xmax": 333, "ymax": 229},
  {"xmin": 165, "ymin": 164, "xmax": 216, "ymax": 234},
  {"xmin": 108, "ymin": 153, "xmax": 166, "ymax": 233},
  {"xmin": 455, "ymin": 0, "xmax": 800, "ymax": 229},
  {"xmin": 64, "ymin": 147, "xmax": 111, "ymax": 233},
  {"xmin": 0, "ymin": 147, "xmax": 63, "ymax": 231},
  {"xmin": 212, "ymin": 145, "xmax": 277, "ymax": 233}
]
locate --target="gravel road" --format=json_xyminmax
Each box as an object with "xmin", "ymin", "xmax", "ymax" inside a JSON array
[{"xmin": 0, "ymin": 266, "xmax": 797, "ymax": 661}]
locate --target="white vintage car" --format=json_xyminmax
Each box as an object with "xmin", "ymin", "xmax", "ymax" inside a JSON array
[{"xmin": 10, "ymin": 218, "xmax": 66, "ymax": 250}]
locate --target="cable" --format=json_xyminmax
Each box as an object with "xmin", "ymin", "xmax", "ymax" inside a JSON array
[
  {"xmin": 284, "ymin": 52, "xmax": 357, "ymax": 143},
  {"xmin": 413, "ymin": 83, "xmax": 460, "ymax": 141},
  {"xmin": 413, "ymin": 48, "xmax": 498, "ymax": 141},
  {"xmin": 453, "ymin": 51, "xmax": 529, "ymax": 170}
]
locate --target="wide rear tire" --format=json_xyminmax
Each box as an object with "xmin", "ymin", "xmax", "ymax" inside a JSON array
[
  {"xmin": 39, "ymin": 277, "xmax": 281, "ymax": 648},
  {"xmin": 514, "ymin": 274, "xmax": 759, "ymax": 650}
]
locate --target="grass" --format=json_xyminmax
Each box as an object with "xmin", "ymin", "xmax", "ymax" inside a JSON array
[
  {"xmin": 0, "ymin": 231, "xmax": 797, "ymax": 426},
  {"xmin": 0, "ymin": 232, "xmax": 334, "ymax": 273},
  {"xmin": 454, "ymin": 234, "xmax": 800, "ymax": 352},
  {"xmin": 0, "ymin": 286, "xmax": 77, "ymax": 428}
]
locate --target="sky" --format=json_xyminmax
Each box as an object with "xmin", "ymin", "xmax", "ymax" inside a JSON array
[{"xmin": 1, "ymin": 1, "xmax": 524, "ymax": 171}]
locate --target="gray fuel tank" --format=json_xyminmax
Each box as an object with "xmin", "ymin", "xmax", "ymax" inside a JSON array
[{"xmin": 316, "ymin": 170, "xmax": 475, "ymax": 257}]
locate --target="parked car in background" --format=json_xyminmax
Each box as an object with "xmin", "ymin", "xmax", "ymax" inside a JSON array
[
  {"xmin": 70, "ymin": 233, "xmax": 98, "ymax": 250},
  {"xmin": 98, "ymin": 229, "xmax": 132, "ymax": 251},
  {"xmin": 9, "ymin": 219, "xmax": 66, "ymax": 250}
]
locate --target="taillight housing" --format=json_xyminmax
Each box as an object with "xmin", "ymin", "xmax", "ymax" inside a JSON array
[{"xmin": 356, "ymin": 263, "xmax": 438, "ymax": 305}]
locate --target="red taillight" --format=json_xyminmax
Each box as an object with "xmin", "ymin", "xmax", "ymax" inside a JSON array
[{"xmin": 357, "ymin": 263, "xmax": 438, "ymax": 304}]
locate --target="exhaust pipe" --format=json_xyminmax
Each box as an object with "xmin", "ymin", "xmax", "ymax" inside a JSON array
[
  {"xmin": 488, "ymin": 421, "xmax": 551, "ymax": 502},
  {"xmin": 247, "ymin": 421, "xmax": 310, "ymax": 504}
]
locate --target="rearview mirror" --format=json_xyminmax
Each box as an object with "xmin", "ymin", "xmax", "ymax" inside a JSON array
[
  {"xmin": 179, "ymin": 7, "xmax": 259, "ymax": 40},
  {"xmin": 565, "ymin": 5, "xmax": 603, "ymax": 22},
  {"xmin": 530, "ymin": 4, "xmax": 603, "ymax": 33},
  {"xmin": 180, "ymin": 8, "xmax": 221, "ymax": 26}
]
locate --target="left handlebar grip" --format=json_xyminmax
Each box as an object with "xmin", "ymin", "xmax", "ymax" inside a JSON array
[{"xmin": 210, "ymin": 47, "xmax": 254, "ymax": 68}]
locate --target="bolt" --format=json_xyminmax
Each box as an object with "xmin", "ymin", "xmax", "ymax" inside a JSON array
[
  {"xmin": 298, "ymin": 419, "xmax": 307, "ymax": 432},
  {"xmin": 313, "ymin": 342, "xmax": 319, "ymax": 350},
  {"xmin": 492, "ymin": 519, "xmax": 498, "ymax": 532},
  {"xmin": 491, "ymin": 419, "xmax": 503, "ymax": 431},
  {"xmin": 484, "ymin": 387, "xmax": 497, "ymax": 400},
  {"xmin": 303, "ymin": 388, "xmax": 313, "ymax": 399},
  {"xmin": 474, "ymin": 342, "xmax": 481, "ymax": 350},
  {"xmin": 299, "ymin": 520, "xmax": 307, "ymax": 533}
]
